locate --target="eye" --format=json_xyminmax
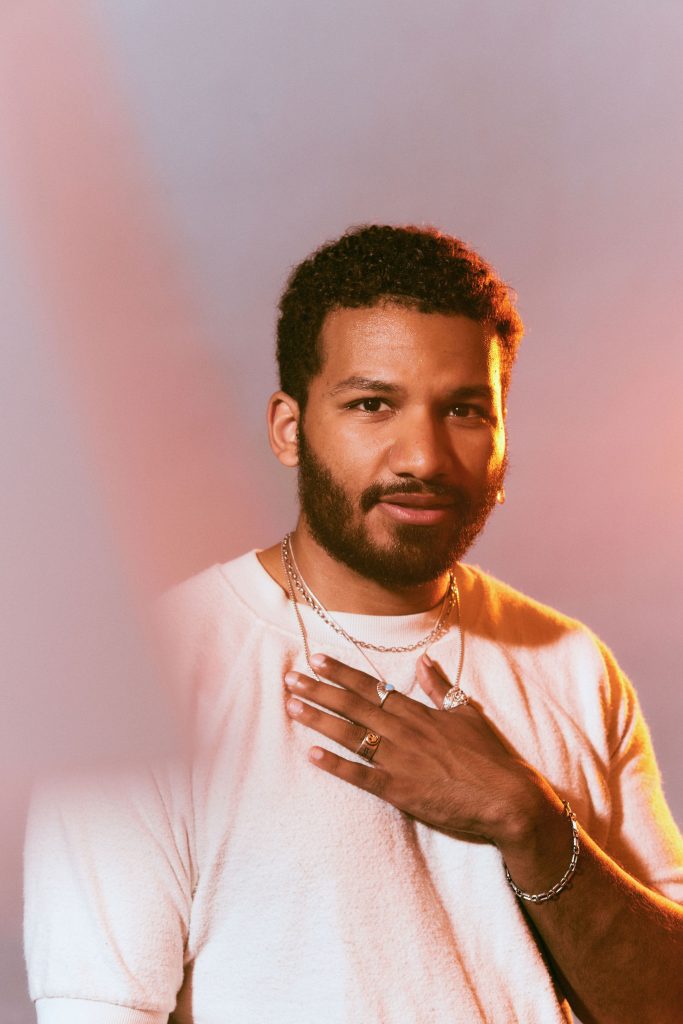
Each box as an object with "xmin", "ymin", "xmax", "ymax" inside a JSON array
[
  {"xmin": 449, "ymin": 403, "xmax": 482, "ymax": 418},
  {"xmin": 348, "ymin": 397, "xmax": 389, "ymax": 413}
]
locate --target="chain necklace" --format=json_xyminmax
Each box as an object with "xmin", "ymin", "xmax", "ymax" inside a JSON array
[
  {"xmin": 281, "ymin": 533, "xmax": 458, "ymax": 653},
  {"xmin": 280, "ymin": 533, "xmax": 462, "ymax": 691}
]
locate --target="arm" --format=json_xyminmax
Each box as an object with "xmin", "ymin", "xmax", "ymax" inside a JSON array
[
  {"xmin": 24, "ymin": 765, "xmax": 189, "ymax": 1023},
  {"xmin": 491, "ymin": 767, "xmax": 683, "ymax": 1024},
  {"xmin": 284, "ymin": 653, "xmax": 683, "ymax": 1024}
]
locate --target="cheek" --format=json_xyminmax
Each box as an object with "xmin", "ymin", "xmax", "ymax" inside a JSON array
[
  {"xmin": 452, "ymin": 430, "xmax": 503, "ymax": 476},
  {"xmin": 453, "ymin": 439, "xmax": 505, "ymax": 492},
  {"xmin": 329, "ymin": 426, "xmax": 387, "ymax": 474},
  {"xmin": 337, "ymin": 453, "xmax": 381, "ymax": 491},
  {"xmin": 320, "ymin": 442, "xmax": 378, "ymax": 496}
]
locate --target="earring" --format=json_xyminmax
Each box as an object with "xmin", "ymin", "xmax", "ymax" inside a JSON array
[{"xmin": 496, "ymin": 487, "xmax": 506, "ymax": 505}]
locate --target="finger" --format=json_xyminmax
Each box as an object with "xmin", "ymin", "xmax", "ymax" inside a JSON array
[
  {"xmin": 308, "ymin": 746, "xmax": 390, "ymax": 800},
  {"xmin": 285, "ymin": 694, "xmax": 394, "ymax": 763},
  {"xmin": 309, "ymin": 653, "xmax": 379, "ymax": 701},
  {"xmin": 308, "ymin": 654, "xmax": 421, "ymax": 719},
  {"xmin": 284, "ymin": 671, "xmax": 406, "ymax": 742},
  {"xmin": 416, "ymin": 652, "xmax": 453, "ymax": 707}
]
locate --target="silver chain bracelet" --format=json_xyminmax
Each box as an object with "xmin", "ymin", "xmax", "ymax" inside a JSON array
[{"xmin": 504, "ymin": 800, "xmax": 580, "ymax": 904}]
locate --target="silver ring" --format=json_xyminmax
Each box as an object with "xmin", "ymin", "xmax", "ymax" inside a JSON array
[
  {"xmin": 356, "ymin": 729, "xmax": 381, "ymax": 761},
  {"xmin": 441, "ymin": 686, "xmax": 470, "ymax": 712},
  {"xmin": 377, "ymin": 682, "xmax": 396, "ymax": 707}
]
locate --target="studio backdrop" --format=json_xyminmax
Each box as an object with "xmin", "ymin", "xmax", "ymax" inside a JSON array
[{"xmin": 1, "ymin": 2, "xmax": 681, "ymax": 1021}]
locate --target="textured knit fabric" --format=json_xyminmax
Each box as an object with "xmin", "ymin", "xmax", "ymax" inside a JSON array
[{"xmin": 24, "ymin": 552, "xmax": 683, "ymax": 1024}]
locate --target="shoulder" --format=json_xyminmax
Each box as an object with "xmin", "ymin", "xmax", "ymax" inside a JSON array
[
  {"xmin": 458, "ymin": 561, "xmax": 588, "ymax": 645},
  {"xmin": 153, "ymin": 550, "xmax": 265, "ymax": 628},
  {"xmin": 459, "ymin": 562, "xmax": 640, "ymax": 752},
  {"xmin": 148, "ymin": 550, "xmax": 273, "ymax": 686}
]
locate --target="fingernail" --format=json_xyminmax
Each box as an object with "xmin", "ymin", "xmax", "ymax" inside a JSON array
[
  {"xmin": 311, "ymin": 653, "xmax": 326, "ymax": 667},
  {"xmin": 422, "ymin": 652, "xmax": 433, "ymax": 666},
  {"xmin": 284, "ymin": 672, "xmax": 305, "ymax": 689},
  {"xmin": 309, "ymin": 747, "xmax": 324, "ymax": 761},
  {"xmin": 287, "ymin": 698, "xmax": 304, "ymax": 715}
]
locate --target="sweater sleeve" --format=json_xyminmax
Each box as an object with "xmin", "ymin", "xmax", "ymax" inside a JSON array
[
  {"xmin": 597, "ymin": 642, "xmax": 683, "ymax": 903},
  {"xmin": 24, "ymin": 761, "xmax": 193, "ymax": 1021},
  {"xmin": 35, "ymin": 998, "xmax": 167, "ymax": 1023}
]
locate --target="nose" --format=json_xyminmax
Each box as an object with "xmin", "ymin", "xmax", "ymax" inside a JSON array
[{"xmin": 386, "ymin": 411, "xmax": 454, "ymax": 481}]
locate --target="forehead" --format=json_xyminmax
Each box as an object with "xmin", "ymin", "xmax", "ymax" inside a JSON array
[{"xmin": 316, "ymin": 303, "xmax": 501, "ymax": 389}]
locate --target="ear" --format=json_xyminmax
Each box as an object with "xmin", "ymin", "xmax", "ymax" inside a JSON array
[{"xmin": 267, "ymin": 391, "xmax": 300, "ymax": 467}]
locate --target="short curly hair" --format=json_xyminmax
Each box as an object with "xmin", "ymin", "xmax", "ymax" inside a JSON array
[{"xmin": 276, "ymin": 224, "xmax": 524, "ymax": 409}]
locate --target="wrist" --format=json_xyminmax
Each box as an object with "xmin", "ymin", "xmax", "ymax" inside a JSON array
[
  {"xmin": 494, "ymin": 772, "xmax": 580, "ymax": 900},
  {"xmin": 505, "ymin": 800, "xmax": 580, "ymax": 903},
  {"xmin": 487, "ymin": 764, "xmax": 560, "ymax": 852}
]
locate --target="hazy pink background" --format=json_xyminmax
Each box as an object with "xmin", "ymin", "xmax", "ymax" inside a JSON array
[{"xmin": 2, "ymin": 2, "xmax": 681, "ymax": 1019}]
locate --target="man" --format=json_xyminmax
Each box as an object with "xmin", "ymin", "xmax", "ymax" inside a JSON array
[{"xmin": 25, "ymin": 225, "xmax": 683, "ymax": 1023}]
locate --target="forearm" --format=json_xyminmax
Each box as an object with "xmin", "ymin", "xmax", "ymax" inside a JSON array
[
  {"xmin": 497, "ymin": 774, "xmax": 683, "ymax": 1024},
  {"xmin": 283, "ymin": 655, "xmax": 683, "ymax": 1020}
]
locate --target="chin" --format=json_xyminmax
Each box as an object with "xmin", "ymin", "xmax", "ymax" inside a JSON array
[{"xmin": 347, "ymin": 532, "xmax": 464, "ymax": 588}]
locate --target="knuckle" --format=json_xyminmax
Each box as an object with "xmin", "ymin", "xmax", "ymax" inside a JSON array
[
  {"xmin": 347, "ymin": 722, "xmax": 364, "ymax": 747},
  {"xmin": 366, "ymin": 768, "xmax": 389, "ymax": 798},
  {"xmin": 381, "ymin": 690, "xmax": 404, "ymax": 712},
  {"xmin": 338, "ymin": 691, "xmax": 360, "ymax": 718},
  {"xmin": 363, "ymin": 708, "xmax": 384, "ymax": 731}
]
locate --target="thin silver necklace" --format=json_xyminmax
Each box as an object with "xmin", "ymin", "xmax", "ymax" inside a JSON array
[
  {"xmin": 281, "ymin": 533, "xmax": 457, "ymax": 652},
  {"xmin": 280, "ymin": 533, "xmax": 463, "ymax": 691}
]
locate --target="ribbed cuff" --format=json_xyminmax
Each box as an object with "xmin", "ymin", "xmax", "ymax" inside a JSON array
[{"xmin": 36, "ymin": 997, "xmax": 168, "ymax": 1023}]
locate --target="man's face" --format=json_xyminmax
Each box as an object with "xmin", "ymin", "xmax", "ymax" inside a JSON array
[{"xmin": 296, "ymin": 302, "xmax": 508, "ymax": 588}]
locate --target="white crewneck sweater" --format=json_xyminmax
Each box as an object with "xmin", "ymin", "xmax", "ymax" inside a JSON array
[{"xmin": 24, "ymin": 553, "xmax": 683, "ymax": 1023}]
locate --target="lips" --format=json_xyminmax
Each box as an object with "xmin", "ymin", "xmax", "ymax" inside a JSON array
[
  {"xmin": 376, "ymin": 494, "xmax": 455, "ymax": 524},
  {"xmin": 378, "ymin": 494, "xmax": 454, "ymax": 510}
]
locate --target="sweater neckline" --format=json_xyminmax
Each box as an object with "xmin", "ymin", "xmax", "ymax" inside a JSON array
[{"xmin": 218, "ymin": 549, "xmax": 469, "ymax": 649}]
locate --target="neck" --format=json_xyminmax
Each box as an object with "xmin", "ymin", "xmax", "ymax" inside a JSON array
[{"xmin": 260, "ymin": 519, "xmax": 452, "ymax": 615}]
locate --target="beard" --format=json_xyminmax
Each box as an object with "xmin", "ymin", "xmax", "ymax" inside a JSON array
[{"xmin": 296, "ymin": 426, "xmax": 507, "ymax": 588}]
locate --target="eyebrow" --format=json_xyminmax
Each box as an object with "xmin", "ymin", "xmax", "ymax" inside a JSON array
[
  {"xmin": 329, "ymin": 376, "xmax": 402, "ymax": 395},
  {"xmin": 329, "ymin": 376, "xmax": 496, "ymax": 403}
]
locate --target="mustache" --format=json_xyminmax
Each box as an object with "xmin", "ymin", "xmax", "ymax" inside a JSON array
[{"xmin": 359, "ymin": 480, "xmax": 473, "ymax": 513}]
